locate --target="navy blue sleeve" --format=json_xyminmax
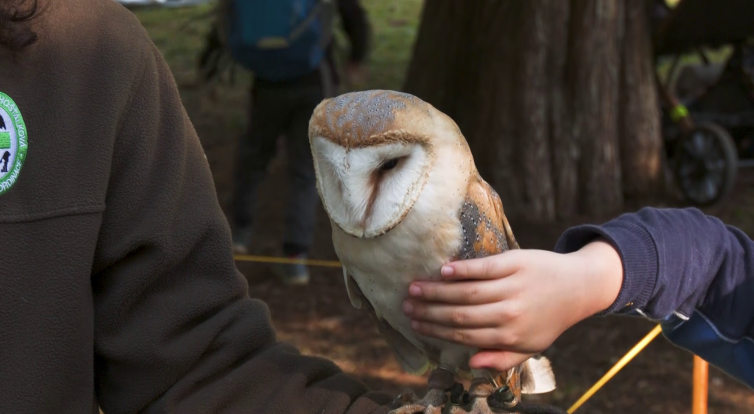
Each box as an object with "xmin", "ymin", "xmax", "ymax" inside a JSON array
[{"xmin": 554, "ymin": 207, "xmax": 754, "ymax": 388}]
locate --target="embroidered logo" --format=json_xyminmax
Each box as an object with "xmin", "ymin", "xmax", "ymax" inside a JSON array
[{"xmin": 0, "ymin": 92, "xmax": 28, "ymax": 195}]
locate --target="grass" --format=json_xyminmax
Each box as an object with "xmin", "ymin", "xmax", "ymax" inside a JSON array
[
  {"xmin": 340, "ymin": 0, "xmax": 424, "ymax": 90},
  {"xmin": 134, "ymin": 4, "xmax": 217, "ymax": 84}
]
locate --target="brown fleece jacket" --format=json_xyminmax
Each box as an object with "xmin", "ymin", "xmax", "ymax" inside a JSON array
[{"xmin": 0, "ymin": 0, "xmax": 391, "ymax": 413}]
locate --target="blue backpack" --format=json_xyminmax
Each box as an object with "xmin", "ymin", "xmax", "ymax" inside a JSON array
[{"xmin": 224, "ymin": 0, "xmax": 335, "ymax": 82}]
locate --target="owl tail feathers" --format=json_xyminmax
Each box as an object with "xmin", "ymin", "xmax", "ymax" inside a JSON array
[{"xmin": 520, "ymin": 355, "xmax": 556, "ymax": 394}]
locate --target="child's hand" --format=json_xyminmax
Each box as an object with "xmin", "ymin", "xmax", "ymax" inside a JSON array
[{"xmin": 402, "ymin": 240, "xmax": 623, "ymax": 372}]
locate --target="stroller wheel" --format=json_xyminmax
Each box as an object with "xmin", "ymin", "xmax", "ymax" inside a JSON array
[{"xmin": 673, "ymin": 122, "xmax": 738, "ymax": 206}]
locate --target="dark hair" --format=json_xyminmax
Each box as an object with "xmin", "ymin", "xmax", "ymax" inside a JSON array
[{"xmin": 0, "ymin": 0, "xmax": 39, "ymax": 53}]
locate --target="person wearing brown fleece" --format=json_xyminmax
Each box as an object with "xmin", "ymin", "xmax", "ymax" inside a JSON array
[{"xmin": 0, "ymin": 0, "xmax": 390, "ymax": 412}]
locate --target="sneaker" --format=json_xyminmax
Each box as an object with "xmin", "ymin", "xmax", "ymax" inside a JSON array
[
  {"xmin": 271, "ymin": 253, "xmax": 310, "ymax": 286},
  {"xmin": 232, "ymin": 243, "xmax": 248, "ymax": 255},
  {"xmin": 232, "ymin": 227, "xmax": 252, "ymax": 255}
]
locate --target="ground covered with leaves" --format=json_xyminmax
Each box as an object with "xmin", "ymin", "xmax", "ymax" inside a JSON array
[{"xmin": 135, "ymin": 2, "xmax": 753, "ymax": 412}]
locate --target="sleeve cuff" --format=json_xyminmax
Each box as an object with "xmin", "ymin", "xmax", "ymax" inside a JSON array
[{"xmin": 554, "ymin": 220, "xmax": 659, "ymax": 316}]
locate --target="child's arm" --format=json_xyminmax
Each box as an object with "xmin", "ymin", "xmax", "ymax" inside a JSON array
[
  {"xmin": 404, "ymin": 207, "xmax": 754, "ymax": 389},
  {"xmin": 555, "ymin": 207, "xmax": 754, "ymax": 388}
]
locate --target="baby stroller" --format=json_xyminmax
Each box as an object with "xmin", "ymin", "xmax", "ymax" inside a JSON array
[{"xmin": 653, "ymin": 0, "xmax": 754, "ymax": 206}]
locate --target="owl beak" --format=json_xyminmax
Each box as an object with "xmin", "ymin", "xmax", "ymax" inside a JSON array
[{"xmin": 332, "ymin": 177, "xmax": 374, "ymax": 238}]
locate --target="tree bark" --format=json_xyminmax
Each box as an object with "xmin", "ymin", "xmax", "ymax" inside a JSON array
[
  {"xmin": 404, "ymin": 0, "xmax": 664, "ymax": 221},
  {"xmin": 513, "ymin": 0, "xmax": 555, "ymax": 220},
  {"xmin": 567, "ymin": 0, "xmax": 624, "ymax": 216},
  {"xmin": 620, "ymin": 0, "xmax": 664, "ymax": 198},
  {"xmin": 547, "ymin": 0, "xmax": 577, "ymax": 218}
]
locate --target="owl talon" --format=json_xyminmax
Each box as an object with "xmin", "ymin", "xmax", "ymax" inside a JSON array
[
  {"xmin": 448, "ymin": 382, "xmax": 469, "ymax": 405},
  {"xmin": 389, "ymin": 367, "xmax": 459, "ymax": 414},
  {"xmin": 390, "ymin": 388, "xmax": 420, "ymax": 408},
  {"xmin": 444, "ymin": 377, "xmax": 506, "ymax": 414}
]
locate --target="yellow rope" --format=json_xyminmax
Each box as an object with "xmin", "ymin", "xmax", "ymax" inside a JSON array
[
  {"xmin": 567, "ymin": 324, "xmax": 663, "ymax": 413},
  {"xmin": 234, "ymin": 254, "xmax": 342, "ymax": 268}
]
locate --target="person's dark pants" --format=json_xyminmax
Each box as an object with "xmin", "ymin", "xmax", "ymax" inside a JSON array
[{"xmin": 233, "ymin": 70, "xmax": 333, "ymax": 256}]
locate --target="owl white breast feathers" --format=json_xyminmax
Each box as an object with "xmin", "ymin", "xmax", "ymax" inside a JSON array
[{"xmin": 308, "ymin": 90, "xmax": 555, "ymax": 398}]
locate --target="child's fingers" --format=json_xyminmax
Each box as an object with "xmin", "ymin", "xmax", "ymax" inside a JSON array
[
  {"xmin": 410, "ymin": 321, "xmax": 514, "ymax": 349},
  {"xmin": 403, "ymin": 301, "xmax": 506, "ymax": 328},
  {"xmin": 408, "ymin": 279, "xmax": 511, "ymax": 305},
  {"xmin": 441, "ymin": 252, "xmax": 520, "ymax": 280},
  {"xmin": 469, "ymin": 350, "xmax": 533, "ymax": 373}
]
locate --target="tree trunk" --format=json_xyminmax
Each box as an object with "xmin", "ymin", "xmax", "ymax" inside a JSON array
[
  {"xmin": 547, "ymin": 1, "xmax": 577, "ymax": 218},
  {"xmin": 405, "ymin": 0, "xmax": 663, "ymax": 221},
  {"xmin": 513, "ymin": 0, "xmax": 555, "ymax": 220},
  {"xmin": 567, "ymin": 0, "xmax": 624, "ymax": 216},
  {"xmin": 620, "ymin": 0, "xmax": 664, "ymax": 198}
]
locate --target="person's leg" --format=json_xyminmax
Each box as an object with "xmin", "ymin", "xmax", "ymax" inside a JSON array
[
  {"xmin": 282, "ymin": 52, "xmax": 341, "ymax": 257},
  {"xmin": 232, "ymin": 83, "xmax": 287, "ymax": 253},
  {"xmin": 282, "ymin": 88, "xmax": 323, "ymax": 257},
  {"xmin": 269, "ymin": 81, "xmax": 328, "ymax": 285}
]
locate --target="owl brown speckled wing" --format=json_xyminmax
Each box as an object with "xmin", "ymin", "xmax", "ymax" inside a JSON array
[
  {"xmin": 457, "ymin": 175, "xmax": 555, "ymax": 397},
  {"xmin": 457, "ymin": 174, "xmax": 519, "ymax": 261}
]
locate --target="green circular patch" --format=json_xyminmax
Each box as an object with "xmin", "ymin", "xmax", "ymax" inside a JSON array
[{"xmin": 0, "ymin": 91, "xmax": 28, "ymax": 195}]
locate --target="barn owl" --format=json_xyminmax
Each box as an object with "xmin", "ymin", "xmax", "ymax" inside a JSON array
[{"xmin": 308, "ymin": 90, "xmax": 555, "ymax": 413}]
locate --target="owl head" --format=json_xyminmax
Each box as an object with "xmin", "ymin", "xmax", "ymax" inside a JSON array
[{"xmin": 309, "ymin": 90, "xmax": 468, "ymax": 239}]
